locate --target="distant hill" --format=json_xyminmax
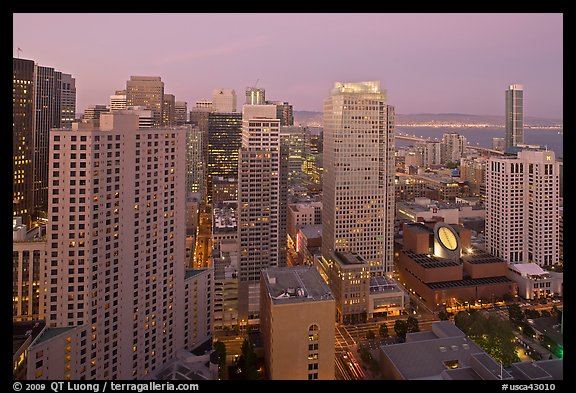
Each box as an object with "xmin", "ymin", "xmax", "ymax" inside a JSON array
[{"xmin": 293, "ymin": 111, "xmax": 562, "ymax": 128}]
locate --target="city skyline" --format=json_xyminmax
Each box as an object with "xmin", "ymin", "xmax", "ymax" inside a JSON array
[{"xmin": 13, "ymin": 13, "xmax": 563, "ymax": 119}]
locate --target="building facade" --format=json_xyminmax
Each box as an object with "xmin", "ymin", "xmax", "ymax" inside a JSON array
[
  {"xmin": 505, "ymin": 84, "xmax": 524, "ymax": 150},
  {"xmin": 126, "ymin": 76, "xmax": 164, "ymax": 126},
  {"xmin": 60, "ymin": 73, "xmax": 76, "ymax": 128},
  {"xmin": 322, "ymin": 81, "xmax": 396, "ymax": 274},
  {"xmin": 212, "ymin": 88, "xmax": 237, "ymax": 113}
]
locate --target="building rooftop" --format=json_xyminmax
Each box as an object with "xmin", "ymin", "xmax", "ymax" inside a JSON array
[
  {"xmin": 185, "ymin": 268, "xmax": 209, "ymax": 280},
  {"xmin": 427, "ymin": 276, "xmax": 513, "ymax": 290},
  {"xmin": 528, "ymin": 317, "xmax": 563, "ymax": 346},
  {"xmin": 369, "ymin": 276, "xmax": 403, "ymax": 294},
  {"xmin": 13, "ymin": 321, "xmax": 46, "ymax": 356},
  {"xmin": 509, "ymin": 263, "xmax": 549, "ymax": 278},
  {"xmin": 462, "ymin": 249, "xmax": 506, "ymax": 265},
  {"xmin": 262, "ymin": 266, "xmax": 334, "ymax": 305},
  {"xmin": 299, "ymin": 224, "xmax": 322, "ymax": 240},
  {"xmin": 333, "ymin": 250, "xmax": 367, "ymax": 266},
  {"xmin": 403, "ymin": 250, "xmax": 460, "ymax": 269},
  {"xmin": 212, "ymin": 202, "xmax": 237, "ymax": 233},
  {"xmin": 35, "ymin": 326, "xmax": 75, "ymax": 345}
]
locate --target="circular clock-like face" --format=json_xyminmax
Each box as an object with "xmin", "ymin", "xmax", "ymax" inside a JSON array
[{"xmin": 438, "ymin": 226, "xmax": 458, "ymax": 251}]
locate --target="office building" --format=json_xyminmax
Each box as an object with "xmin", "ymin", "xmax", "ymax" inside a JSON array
[
  {"xmin": 486, "ymin": 149, "xmax": 560, "ymax": 266},
  {"xmin": 60, "ymin": 73, "xmax": 76, "ymax": 128},
  {"xmin": 441, "ymin": 132, "xmax": 467, "ymax": 164},
  {"xmin": 459, "ymin": 157, "xmax": 487, "ymax": 199},
  {"xmin": 195, "ymin": 100, "xmax": 213, "ymax": 109},
  {"xmin": 13, "ymin": 217, "xmax": 46, "ymax": 322},
  {"xmin": 416, "ymin": 140, "xmax": 442, "ymax": 167},
  {"xmin": 126, "ymin": 76, "xmax": 164, "ymax": 126},
  {"xmin": 13, "ymin": 57, "xmax": 36, "ymax": 227},
  {"xmin": 260, "ymin": 266, "xmax": 335, "ymax": 380},
  {"xmin": 322, "ymin": 81, "xmax": 395, "ymax": 274},
  {"xmin": 82, "ymin": 105, "xmax": 109, "ymax": 121},
  {"xmin": 175, "ymin": 101, "xmax": 188, "ymax": 125},
  {"xmin": 507, "ymin": 263, "xmax": 562, "ymax": 300},
  {"xmin": 109, "ymin": 90, "xmax": 127, "ymax": 111},
  {"xmin": 505, "ymin": 84, "xmax": 524, "ymax": 150},
  {"xmin": 185, "ymin": 125, "xmax": 205, "ymax": 197},
  {"xmin": 268, "ymin": 101, "xmax": 294, "ymax": 126},
  {"xmin": 211, "ymin": 176, "xmax": 238, "ymax": 203},
  {"xmin": 237, "ymin": 103, "xmax": 286, "ymax": 324},
  {"xmin": 207, "ymin": 112, "xmax": 242, "ymax": 203},
  {"xmin": 163, "ymin": 93, "xmax": 175, "ymax": 126},
  {"xmin": 280, "ymin": 126, "xmax": 308, "ymax": 184},
  {"xmin": 25, "ymin": 112, "xmax": 192, "ymax": 379},
  {"xmin": 245, "ymin": 87, "xmax": 265, "ymax": 105},
  {"xmin": 117, "ymin": 106, "xmax": 154, "ymax": 128},
  {"xmin": 212, "ymin": 88, "xmax": 237, "ymax": 113},
  {"xmin": 33, "ymin": 64, "xmax": 63, "ymax": 220}
]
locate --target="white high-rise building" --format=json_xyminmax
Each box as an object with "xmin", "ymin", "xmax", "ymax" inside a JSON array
[
  {"xmin": 237, "ymin": 103, "xmax": 286, "ymax": 324},
  {"xmin": 109, "ymin": 93, "xmax": 127, "ymax": 111},
  {"xmin": 322, "ymin": 81, "xmax": 395, "ymax": 274},
  {"xmin": 486, "ymin": 149, "xmax": 560, "ymax": 266},
  {"xmin": 212, "ymin": 89, "xmax": 237, "ymax": 113},
  {"xmin": 25, "ymin": 112, "xmax": 205, "ymax": 380}
]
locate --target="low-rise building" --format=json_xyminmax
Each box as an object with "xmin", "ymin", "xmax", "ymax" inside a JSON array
[{"xmin": 507, "ymin": 263, "xmax": 563, "ymax": 300}]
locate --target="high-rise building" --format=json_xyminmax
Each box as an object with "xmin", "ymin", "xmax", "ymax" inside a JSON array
[
  {"xmin": 60, "ymin": 73, "xmax": 76, "ymax": 128},
  {"xmin": 13, "ymin": 58, "xmax": 36, "ymax": 227},
  {"xmin": 25, "ymin": 112, "xmax": 196, "ymax": 379},
  {"xmin": 280, "ymin": 126, "xmax": 307, "ymax": 184},
  {"xmin": 195, "ymin": 100, "xmax": 213, "ymax": 109},
  {"xmin": 82, "ymin": 104, "xmax": 109, "ymax": 121},
  {"xmin": 175, "ymin": 101, "xmax": 188, "ymax": 125},
  {"xmin": 13, "ymin": 217, "xmax": 46, "ymax": 322},
  {"xmin": 322, "ymin": 81, "xmax": 395, "ymax": 274},
  {"xmin": 505, "ymin": 84, "xmax": 524, "ymax": 150},
  {"xmin": 109, "ymin": 92, "xmax": 127, "ymax": 111},
  {"xmin": 212, "ymin": 89, "xmax": 237, "ymax": 113},
  {"xmin": 459, "ymin": 156, "xmax": 487, "ymax": 199},
  {"xmin": 260, "ymin": 266, "xmax": 335, "ymax": 380},
  {"xmin": 163, "ymin": 93, "xmax": 175, "ymax": 126},
  {"xmin": 186, "ymin": 125, "xmax": 205, "ymax": 197},
  {"xmin": 245, "ymin": 87, "xmax": 265, "ymax": 105},
  {"xmin": 206, "ymin": 112, "xmax": 242, "ymax": 203},
  {"xmin": 126, "ymin": 76, "xmax": 164, "ymax": 126},
  {"xmin": 33, "ymin": 64, "xmax": 62, "ymax": 220},
  {"xmin": 486, "ymin": 149, "xmax": 560, "ymax": 266},
  {"xmin": 267, "ymin": 101, "xmax": 294, "ymax": 126},
  {"xmin": 441, "ymin": 132, "xmax": 467, "ymax": 164},
  {"xmin": 237, "ymin": 103, "xmax": 287, "ymax": 324},
  {"xmin": 117, "ymin": 106, "xmax": 154, "ymax": 128},
  {"xmin": 416, "ymin": 140, "xmax": 442, "ymax": 167}
]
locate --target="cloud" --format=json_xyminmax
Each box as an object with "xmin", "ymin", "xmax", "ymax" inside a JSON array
[{"xmin": 156, "ymin": 36, "xmax": 270, "ymax": 66}]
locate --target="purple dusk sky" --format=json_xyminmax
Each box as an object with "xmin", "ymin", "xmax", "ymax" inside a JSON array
[{"xmin": 13, "ymin": 13, "xmax": 563, "ymax": 119}]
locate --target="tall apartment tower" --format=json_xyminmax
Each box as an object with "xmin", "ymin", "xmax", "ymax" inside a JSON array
[
  {"xmin": 237, "ymin": 104, "xmax": 287, "ymax": 323},
  {"xmin": 245, "ymin": 87, "xmax": 266, "ymax": 105},
  {"xmin": 126, "ymin": 76, "xmax": 164, "ymax": 126},
  {"xmin": 174, "ymin": 101, "xmax": 188, "ymax": 125},
  {"xmin": 163, "ymin": 93, "xmax": 176, "ymax": 126},
  {"xmin": 33, "ymin": 64, "xmax": 63, "ymax": 220},
  {"xmin": 13, "ymin": 58, "xmax": 36, "ymax": 227},
  {"xmin": 486, "ymin": 149, "xmax": 560, "ymax": 266},
  {"xmin": 505, "ymin": 84, "xmax": 524, "ymax": 150},
  {"xmin": 27, "ymin": 112, "xmax": 187, "ymax": 379},
  {"xmin": 322, "ymin": 81, "xmax": 396, "ymax": 274},
  {"xmin": 441, "ymin": 132, "xmax": 467, "ymax": 164},
  {"xmin": 212, "ymin": 89, "xmax": 237, "ymax": 113},
  {"xmin": 207, "ymin": 112, "xmax": 243, "ymax": 203},
  {"xmin": 60, "ymin": 73, "xmax": 76, "ymax": 128}
]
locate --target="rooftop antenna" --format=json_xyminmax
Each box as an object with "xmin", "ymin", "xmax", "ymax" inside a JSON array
[
  {"xmin": 17, "ymin": 47, "xmax": 22, "ymax": 58},
  {"xmin": 253, "ymin": 78, "xmax": 259, "ymax": 88}
]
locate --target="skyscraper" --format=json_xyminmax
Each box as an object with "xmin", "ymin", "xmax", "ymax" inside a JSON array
[
  {"xmin": 486, "ymin": 149, "xmax": 560, "ymax": 266},
  {"xmin": 163, "ymin": 93, "xmax": 175, "ymax": 126},
  {"xmin": 13, "ymin": 58, "xmax": 36, "ymax": 227},
  {"xmin": 206, "ymin": 112, "xmax": 242, "ymax": 203},
  {"xmin": 126, "ymin": 76, "xmax": 164, "ymax": 126},
  {"xmin": 237, "ymin": 103, "xmax": 287, "ymax": 323},
  {"xmin": 245, "ymin": 87, "xmax": 265, "ymax": 105},
  {"xmin": 26, "ymin": 112, "xmax": 191, "ymax": 379},
  {"xmin": 174, "ymin": 101, "xmax": 188, "ymax": 125},
  {"xmin": 33, "ymin": 64, "xmax": 62, "ymax": 220},
  {"xmin": 322, "ymin": 81, "xmax": 395, "ymax": 274},
  {"xmin": 441, "ymin": 132, "xmax": 467, "ymax": 164},
  {"xmin": 505, "ymin": 84, "xmax": 524, "ymax": 150},
  {"xmin": 60, "ymin": 73, "xmax": 76, "ymax": 128},
  {"xmin": 81, "ymin": 104, "xmax": 109, "ymax": 121},
  {"xmin": 212, "ymin": 88, "xmax": 237, "ymax": 112}
]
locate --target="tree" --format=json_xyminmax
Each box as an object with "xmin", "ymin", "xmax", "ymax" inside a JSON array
[
  {"xmin": 233, "ymin": 339, "xmax": 259, "ymax": 380},
  {"xmin": 438, "ymin": 309, "xmax": 450, "ymax": 321},
  {"xmin": 406, "ymin": 316, "xmax": 420, "ymax": 333},
  {"xmin": 454, "ymin": 311, "xmax": 472, "ymax": 333},
  {"xmin": 379, "ymin": 323, "xmax": 389, "ymax": 338},
  {"xmin": 524, "ymin": 309, "xmax": 541, "ymax": 319},
  {"xmin": 508, "ymin": 304, "xmax": 524, "ymax": 324},
  {"xmin": 540, "ymin": 310, "xmax": 552, "ymax": 318},
  {"xmin": 394, "ymin": 319, "xmax": 408, "ymax": 340},
  {"xmin": 213, "ymin": 340, "xmax": 227, "ymax": 379},
  {"xmin": 366, "ymin": 330, "xmax": 376, "ymax": 340}
]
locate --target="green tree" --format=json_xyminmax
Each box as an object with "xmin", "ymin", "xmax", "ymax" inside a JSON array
[
  {"xmin": 406, "ymin": 316, "xmax": 420, "ymax": 333},
  {"xmin": 438, "ymin": 309, "xmax": 450, "ymax": 321},
  {"xmin": 454, "ymin": 311, "xmax": 472, "ymax": 333},
  {"xmin": 394, "ymin": 319, "xmax": 408, "ymax": 340},
  {"xmin": 508, "ymin": 304, "xmax": 524, "ymax": 324},
  {"xmin": 366, "ymin": 330, "xmax": 376, "ymax": 340},
  {"xmin": 524, "ymin": 309, "xmax": 541, "ymax": 319},
  {"xmin": 234, "ymin": 339, "xmax": 259, "ymax": 380},
  {"xmin": 213, "ymin": 340, "xmax": 227, "ymax": 379},
  {"xmin": 540, "ymin": 310, "xmax": 551, "ymax": 318},
  {"xmin": 379, "ymin": 323, "xmax": 389, "ymax": 338}
]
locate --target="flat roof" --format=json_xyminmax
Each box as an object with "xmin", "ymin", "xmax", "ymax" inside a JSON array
[
  {"xmin": 333, "ymin": 250, "xmax": 367, "ymax": 266},
  {"xmin": 36, "ymin": 326, "xmax": 75, "ymax": 345},
  {"xmin": 510, "ymin": 361, "xmax": 553, "ymax": 380},
  {"xmin": 263, "ymin": 266, "xmax": 334, "ymax": 305},
  {"xmin": 529, "ymin": 317, "xmax": 563, "ymax": 346},
  {"xmin": 185, "ymin": 268, "xmax": 209, "ymax": 280},
  {"xmin": 427, "ymin": 276, "xmax": 513, "ymax": 290},
  {"xmin": 369, "ymin": 276, "xmax": 403, "ymax": 294},
  {"xmin": 299, "ymin": 224, "xmax": 322, "ymax": 239},
  {"xmin": 509, "ymin": 263, "xmax": 547, "ymax": 276},
  {"xmin": 463, "ymin": 250, "xmax": 506, "ymax": 264},
  {"xmin": 403, "ymin": 250, "xmax": 460, "ymax": 269}
]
